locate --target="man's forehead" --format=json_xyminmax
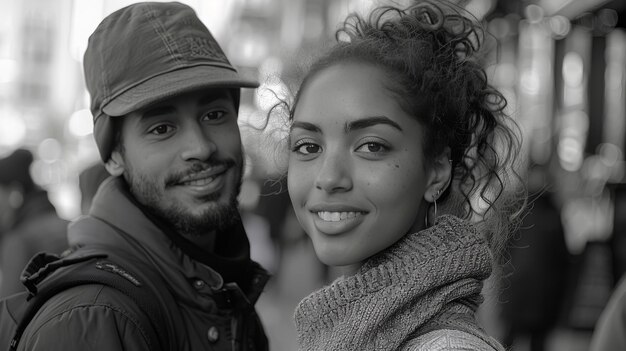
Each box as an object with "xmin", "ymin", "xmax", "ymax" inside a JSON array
[
  {"xmin": 133, "ymin": 89, "xmax": 235, "ymax": 118},
  {"xmin": 196, "ymin": 89, "xmax": 234, "ymax": 105},
  {"xmin": 151, "ymin": 88, "xmax": 233, "ymax": 108}
]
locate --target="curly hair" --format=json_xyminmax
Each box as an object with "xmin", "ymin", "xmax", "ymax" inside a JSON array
[{"xmin": 287, "ymin": 0, "xmax": 526, "ymax": 264}]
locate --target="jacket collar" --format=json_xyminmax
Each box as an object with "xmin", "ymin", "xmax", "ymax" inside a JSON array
[{"xmin": 68, "ymin": 176, "xmax": 269, "ymax": 304}]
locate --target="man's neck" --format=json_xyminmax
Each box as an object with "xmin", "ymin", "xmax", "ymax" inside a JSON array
[{"xmin": 181, "ymin": 231, "xmax": 217, "ymax": 254}]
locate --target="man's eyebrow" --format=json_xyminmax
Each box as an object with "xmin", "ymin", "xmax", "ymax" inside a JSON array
[
  {"xmin": 140, "ymin": 91, "xmax": 232, "ymax": 119},
  {"xmin": 141, "ymin": 106, "xmax": 176, "ymax": 120},
  {"xmin": 199, "ymin": 92, "xmax": 232, "ymax": 106},
  {"xmin": 345, "ymin": 116, "xmax": 403, "ymax": 133},
  {"xmin": 290, "ymin": 121, "xmax": 322, "ymax": 133}
]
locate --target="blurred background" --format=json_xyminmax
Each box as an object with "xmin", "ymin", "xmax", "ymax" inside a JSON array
[{"xmin": 0, "ymin": 0, "xmax": 625, "ymax": 350}]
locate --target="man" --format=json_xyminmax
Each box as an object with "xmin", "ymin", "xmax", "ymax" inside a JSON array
[
  {"xmin": 16, "ymin": 2, "xmax": 269, "ymax": 350},
  {"xmin": 0, "ymin": 149, "xmax": 68, "ymax": 298}
]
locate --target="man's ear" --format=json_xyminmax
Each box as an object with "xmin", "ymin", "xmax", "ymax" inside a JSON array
[
  {"xmin": 424, "ymin": 147, "xmax": 452, "ymax": 203},
  {"xmin": 104, "ymin": 150, "xmax": 125, "ymax": 177}
]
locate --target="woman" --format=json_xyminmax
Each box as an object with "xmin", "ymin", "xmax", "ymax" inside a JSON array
[{"xmin": 284, "ymin": 1, "xmax": 525, "ymax": 350}]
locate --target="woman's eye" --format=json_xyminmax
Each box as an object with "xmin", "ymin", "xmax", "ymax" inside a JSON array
[
  {"xmin": 293, "ymin": 143, "xmax": 321, "ymax": 155},
  {"xmin": 203, "ymin": 111, "xmax": 225, "ymax": 121},
  {"xmin": 355, "ymin": 142, "xmax": 387, "ymax": 153},
  {"xmin": 149, "ymin": 124, "xmax": 174, "ymax": 135}
]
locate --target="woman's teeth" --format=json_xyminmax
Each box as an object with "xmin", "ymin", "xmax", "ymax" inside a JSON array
[{"xmin": 317, "ymin": 211, "xmax": 362, "ymax": 222}]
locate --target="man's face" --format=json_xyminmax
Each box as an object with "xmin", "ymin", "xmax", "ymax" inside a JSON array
[{"xmin": 109, "ymin": 89, "xmax": 244, "ymax": 236}]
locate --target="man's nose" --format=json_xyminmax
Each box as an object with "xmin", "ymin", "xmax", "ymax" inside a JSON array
[{"xmin": 179, "ymin": 124, "xmax": 216, "ymax": 161}]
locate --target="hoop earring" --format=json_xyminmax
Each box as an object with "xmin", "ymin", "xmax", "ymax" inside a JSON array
[{"xmin": 425, "ymin": 188, "xmax": 442, "ymax": 227}]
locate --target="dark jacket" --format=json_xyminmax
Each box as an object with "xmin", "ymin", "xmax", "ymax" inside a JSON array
[
  {"xmin": 17, "ymin": 177, "xmax": 270, "ymax": 350},
  {"xmin": 0, "ymin": 190, "xmax": 68, "ymax": 297}
]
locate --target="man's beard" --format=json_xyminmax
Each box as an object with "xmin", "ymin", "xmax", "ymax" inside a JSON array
[{"xmin": 124, "ymin": 160, "xmax": 243, "ymax": 236}]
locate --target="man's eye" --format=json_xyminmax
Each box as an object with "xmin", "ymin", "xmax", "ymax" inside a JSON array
[
  {"xmin": 149, "ymin": 124, "xmax": 174, "ymax": 135},
  {"xmin": 203, "ymin": 111, "xmax": 225, "ymax": 121}
]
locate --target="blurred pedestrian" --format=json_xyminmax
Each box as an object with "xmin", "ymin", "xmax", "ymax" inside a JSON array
[
  {"xmin": 0, "ymin": 148, "xmax": 68, "ymax": 298},
  {"xmin": 589, "ymin": 274, "xmax": 626, "ymax": 351},
  {"xmin": 283, "ymin": 1, "xmax": 525, "ymax": 350},
  {"xmin": 499, "ymin": 164, "xmax": 570, "ymax": 351},
  {"xmin": 253, "ymin": 178, "xmax": 295, "ymax": 273},
  {"xmin": 15, "ymin": 2, "xmax": 269, "ymax": 350}
]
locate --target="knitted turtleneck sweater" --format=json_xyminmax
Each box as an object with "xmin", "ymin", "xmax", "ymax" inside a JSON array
[{"xmin": 294, "ymin": 215, "xmax": 504, "ymax": 351}]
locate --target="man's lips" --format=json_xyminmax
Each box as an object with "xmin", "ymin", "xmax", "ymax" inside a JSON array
[
  {"xmin": 179, "ymin": 176, "xmax": 217, "ymax": 187},
  {"xmin": 168, "ymin": 166, "xmax": 229, "ymax": 199},
  {"xmin": 175, "ymin": 165, "xmax": 229, "ymax": 185}
]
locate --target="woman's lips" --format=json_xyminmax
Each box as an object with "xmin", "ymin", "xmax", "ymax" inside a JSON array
[
  {"xmin": 316, "ymin": 211, "xmax": 364, "ymax": 222},
  {"xmin": 310, "ymin": 207, "xmax": 368, "ymax": 235}
]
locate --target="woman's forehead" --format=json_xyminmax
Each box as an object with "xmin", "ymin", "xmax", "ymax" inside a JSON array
[{"xmin": 292, "ymin": 63, "xmax": 419, "ymax": 128}]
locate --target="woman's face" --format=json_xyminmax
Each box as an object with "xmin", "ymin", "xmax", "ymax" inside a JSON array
[{"xmin": 288, "ymin": 62, "xmax": 439, "ymax": 267}]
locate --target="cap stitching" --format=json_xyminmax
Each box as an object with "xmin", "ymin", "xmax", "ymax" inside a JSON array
[
  {"xmin": 97, "ymin": 48, "xmax": 110, "ymax": 117},
  {"xmin": 144, "ymin": 4, "xmax": 183, "ymax": 67}
]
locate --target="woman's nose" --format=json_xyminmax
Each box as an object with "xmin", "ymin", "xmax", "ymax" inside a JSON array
[{"xmin": 314, "ymin": 152, "xmax": 353, "ymax": 193}]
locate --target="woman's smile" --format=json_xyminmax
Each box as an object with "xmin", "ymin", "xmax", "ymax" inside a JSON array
[
  {"xmin": 316, "ymin": 211, "xmax": 363, "ymax": 221},
  {"xmin": 311, "ymin": 210, "xmax": 367, "ymax": 235}
]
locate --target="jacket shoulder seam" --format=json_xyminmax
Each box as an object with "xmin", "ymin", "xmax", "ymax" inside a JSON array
[{"xmin": 26, "ymin": 285, "xmax": 155, "ymax": 349}]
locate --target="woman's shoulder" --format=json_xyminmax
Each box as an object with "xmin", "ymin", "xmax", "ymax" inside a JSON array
[{"xmin": 402, "ymin": 329, "xmax": 504, "ymax": 351}]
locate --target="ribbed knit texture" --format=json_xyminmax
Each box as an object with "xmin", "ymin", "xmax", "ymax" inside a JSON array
[{"xmin": 294, "ymin": 215, "xmax": 501, "ymax": 351}]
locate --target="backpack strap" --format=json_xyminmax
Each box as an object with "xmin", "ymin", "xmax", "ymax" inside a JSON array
[{"xmin": 9, "ymin": 251, "xmax": 170, "ymax": 351}]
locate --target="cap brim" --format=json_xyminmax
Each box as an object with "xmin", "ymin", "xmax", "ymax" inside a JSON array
[{"xmin": 102, "ymin": 64, "xmax": 259, "ymax": 117}]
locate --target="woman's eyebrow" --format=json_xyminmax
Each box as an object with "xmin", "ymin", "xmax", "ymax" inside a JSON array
[
  {"xmin": 345, "ymin": 116, "xmax": 403, "ymax": 133},
  {"xmin": 290, "ymin": 121, "xmax": 322, "ymax": 133},
  {"xmin": 290, "ymin": 116, "xmax": 402, "ymax": 134}
]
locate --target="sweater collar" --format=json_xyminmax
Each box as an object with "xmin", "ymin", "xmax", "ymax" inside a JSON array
[{"xmin": 294, "ymin": 215, "xmax": 493, "ymax": 351}]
